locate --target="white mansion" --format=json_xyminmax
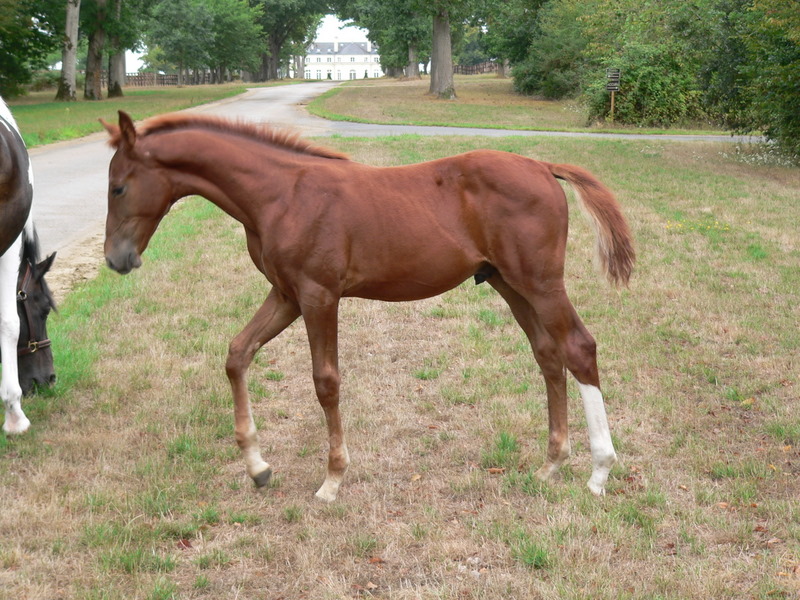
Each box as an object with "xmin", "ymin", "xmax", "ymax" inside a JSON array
[{"xmin": 304, "ymin": 41, "xmax": 383, "ymax": 80}]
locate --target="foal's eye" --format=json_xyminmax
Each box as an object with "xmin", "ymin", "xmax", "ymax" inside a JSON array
[{"xmin": 112, "ymin": 185, "xmax": 127, "ymax": 197}]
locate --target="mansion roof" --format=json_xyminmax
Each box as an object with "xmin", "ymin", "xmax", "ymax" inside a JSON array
[{"xmin": 307, "ymin": 42, "xmax": 378, "ymax": 56}]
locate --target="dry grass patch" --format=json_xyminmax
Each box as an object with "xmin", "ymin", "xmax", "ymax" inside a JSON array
[
  {"xmin": 311, "ymin": 75, "xmax": 588, "ymax": 131},
  {"xmin": 309, "ymin": 75, "xmax": 724, "ymax": 135},
  {"xmin": 1, "ymin": 136, "xmax": 798, "ymax": 599}
]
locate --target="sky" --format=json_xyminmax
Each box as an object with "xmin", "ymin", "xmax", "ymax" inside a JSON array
[{"xmin": 315, "ymin": 14, "xmax": 369, "ymax": 43}]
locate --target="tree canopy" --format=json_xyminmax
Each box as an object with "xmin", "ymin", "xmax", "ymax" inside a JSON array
[{"xmin": 1, "ymin": 0, "xmax": 798, "ymax": 157}]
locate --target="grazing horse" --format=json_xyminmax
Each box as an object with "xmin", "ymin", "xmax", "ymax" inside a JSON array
[
  {"xmin": 0, "ymin": 97, "xmax": 57, "ymax": 434},
  {"xmin": 102, "ymin": 111, "xmax": 634, "ymax": 500}
]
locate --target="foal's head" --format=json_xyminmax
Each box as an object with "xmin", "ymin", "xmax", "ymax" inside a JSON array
[
  {"xmin": 101, "ymin": 111, "xmax": 173, "ymax": 275},
  {"xmin": 17, "ymin": 251, "xmax": 57, "ymax": 394}
]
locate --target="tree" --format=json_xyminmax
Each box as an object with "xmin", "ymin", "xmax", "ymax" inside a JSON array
[
  {"xmin": 149, "ymin": 0, "xmax": 214, "ymax": 84},
  {"xmin": 107, "ymin": 0, "xmax": 125, "ymax": 97},
  {"xmin": 421, "ymin": 0, "xmax": 477, "ymax": 98},
  {"xmin": 55, "ymin": 0, "xmax": 81, "ymax": 100},
  {"xmin": 83, "ymin": 0, "xmax": 108, "ymax": 99},
  {"xmin": 208, "ymin": 0, "xmax": 263, "ymax": 81},
  {"xmin": 0, "ymin": 0, "xmax": 61, "ymax": 97},
  {"xmin": 428, "ymin": 5, "xmax": 455, "ymax": 98},
  {"xmin": 334, "ymin": 0, "xmax": 430, "ymax": 78},
  {"xmin": 739, "ymin": 0, "xmax": 800, "ymax": 157},
  {"xmin": 252, "ymin": 0, "xmax": 326, "ymax": 81}
]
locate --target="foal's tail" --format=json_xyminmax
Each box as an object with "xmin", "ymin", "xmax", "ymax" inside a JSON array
[{"xmin": 548, "ymin": 163, "xmax": 635, "ymax": 287}]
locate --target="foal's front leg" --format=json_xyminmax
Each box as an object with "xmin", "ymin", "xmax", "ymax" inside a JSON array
[
  {"xmin": 226, "ymin": 288, "xmax": 300, "ymax": 487},
  {"xmin": 302, "ymin": 301, "xmax": 350, "ymax": 503}
]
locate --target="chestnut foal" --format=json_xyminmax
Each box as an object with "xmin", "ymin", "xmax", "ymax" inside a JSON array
[{"xmin": 102, "ymin": 111, "xmax": 634, "ymax": 500}]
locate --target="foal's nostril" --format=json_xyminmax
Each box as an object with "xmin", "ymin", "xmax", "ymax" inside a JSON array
[{"xmin": 48, "ymin": 373, "xmax": 57, "ymax": 385}]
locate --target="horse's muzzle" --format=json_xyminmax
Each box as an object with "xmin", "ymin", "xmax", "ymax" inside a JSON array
[{"xmin": 106, "ymin": 250, "xmax": 142, "ymax": 275}]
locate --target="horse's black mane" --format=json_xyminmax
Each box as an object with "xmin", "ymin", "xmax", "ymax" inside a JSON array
[{"xmin": 19, "ymin": 227, "xmax": 56, "ymax": 309}]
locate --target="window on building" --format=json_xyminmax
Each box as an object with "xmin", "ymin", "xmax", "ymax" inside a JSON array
[
  {"xmin": 316, "ymin": 57, "xmax": 321, "ymax": 62},
  {"xmin": 327, "ymin": 57, "xmax": 331, "ymax": 62},
  {"xmin": 315, "ymin": 70, "xmax": 321, "ymax": 79},
  {"xmin": 305, "ymin": 70, "xmax": 311, "ymax": 79},
  {"xmin": 350, "ymin": 57, "xmax": 355, "ymax": 62},
  {"xmin": 349, "ymin": 70, "xmax": 356, "ymax": 80}
]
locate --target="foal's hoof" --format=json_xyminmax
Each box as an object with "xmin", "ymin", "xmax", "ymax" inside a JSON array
[{"xmin": 251, "ymin": 466, "xmax": 273, "ymax": 488}]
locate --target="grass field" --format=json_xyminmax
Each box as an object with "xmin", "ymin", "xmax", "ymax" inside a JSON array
[
  {"xmin": 1, "ymin": 130, "xmax": 797, "ymax": 599},
  {"xmin": 307, "ymin": 75, "xmax": 725, "ymax": 136}
]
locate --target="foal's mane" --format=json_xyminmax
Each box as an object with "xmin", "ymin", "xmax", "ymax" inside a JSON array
[{"xmin": 136, "ymin": 113, "xmax": 349, "ymax": 161}]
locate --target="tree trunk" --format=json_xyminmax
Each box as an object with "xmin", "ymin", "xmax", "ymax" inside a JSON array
[
  {"xmin": 497, "ymin": 59, "xmax": 509, "ymax": 78},
  {"xmin": 55, "ymin": 0, "xmax": 81, "ymax": 101},
  {"xmin": 429, "ymin": 10, "xmax": 455, "ymax": 99},
  {"xmin": 84, "ymin": 31, "xmax": 105, "ymax": 100},
  {"xmin": 107, "ymin": 51, "xmax": 125, "ymax": 97},
  {"xmin": 406, "ymin": 42, "xmax": 420, "ymax": 79},
  {"xmin": 265, "ymin": 36, "xmax": 282, "ymax": 80},
  {"xmin": 84, "ymin": 0, "xmax": 107, "ymax": 100},
  {"xmin": 106, "ymin": 0, "xmax": 124, "ymax": 97}
]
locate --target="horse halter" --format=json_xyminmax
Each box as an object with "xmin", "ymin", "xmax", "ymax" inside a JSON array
[{"xmin": 16, "ymin": 263, "xmax": 51, "ymax": 356}]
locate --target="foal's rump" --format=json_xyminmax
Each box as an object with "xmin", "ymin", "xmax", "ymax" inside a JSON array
[{"xmin": 336, "ymin": 150, "xmax": 632, "ymax": 300}]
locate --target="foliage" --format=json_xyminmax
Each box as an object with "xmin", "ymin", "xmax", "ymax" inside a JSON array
[
  {"xmin": 503, "ymin": 0, "xmax": 800, "ymax": 155},
  {"xmin": 335, "ymin": 0, "xmax": 431, "ymax": 73},
  {"xmin": 510, "ymin": 0, "xmax": 593, "ymax": 99},
  {"xmin": 251, "ymin": 0, "xmax": 327, "ymax": 80},
  {"xmin": 207, "ymin": 0, "xmax": 264, "ymax": 73},
  {"xmin": 0, "ymin": 0, "xmax": 61, "ymax": 96},
  {"xmin": 737, "ymin": 0, "xmax": 800, "ymax": 158},
  {"xmin": 148, "ymin": 0, "xmax": 214, "ymax": 71}
]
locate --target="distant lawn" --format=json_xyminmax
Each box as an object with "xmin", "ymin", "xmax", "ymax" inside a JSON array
[
  {"xmin": 308, "ymin": 74, "xmax": 726, "ymax": 136},
  {"xmin": 8, "ymin": 82, "xmax": 296, "ymax": 147}
]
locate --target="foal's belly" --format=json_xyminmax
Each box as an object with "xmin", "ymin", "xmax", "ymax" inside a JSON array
[{"xmin": 343, "ymin": 259, "xmax": 482, "ymax": 302}]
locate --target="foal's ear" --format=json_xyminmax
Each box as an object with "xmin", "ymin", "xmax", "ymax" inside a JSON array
[
  {"xmin": 117, "ymin": 110, "xmax": 137, "ymax": 151},
  {"xmin": 35, "ymin": 252, "xmax": 56, "ymax": 278},
  {"xmin": 99, "ymin": 117, "xmax": 120, "ymax": 148}
]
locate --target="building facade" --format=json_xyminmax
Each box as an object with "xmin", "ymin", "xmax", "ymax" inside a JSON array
[{"xmin": 304, "ymin": 41, "xmax": 383, "ymax": 80}]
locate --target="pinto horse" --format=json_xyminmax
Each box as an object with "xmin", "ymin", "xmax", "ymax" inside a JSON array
[
  {"xmin": 0, "ymin": 97, "xmax": 57, "ymax": 434},
  {"xmin": 102, "ymin": 111, "xmax": 634, "ymax": 500}
]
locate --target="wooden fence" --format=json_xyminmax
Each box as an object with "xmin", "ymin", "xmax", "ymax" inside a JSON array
[
  {"xmin": 453, "ymin": 61, "xmax": 498, "ymax": 75},
  {"xmin": 98, "ymin": 72, "xmax": 217, "ymax": 87}
]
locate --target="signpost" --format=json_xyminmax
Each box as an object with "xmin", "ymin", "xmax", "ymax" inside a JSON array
[{"xmin": 606, "ymin": 68, "xmax": 620, "ymax": 122}]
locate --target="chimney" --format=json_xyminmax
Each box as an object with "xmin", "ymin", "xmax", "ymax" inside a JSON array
[{"xmin": 334, "ymin": 37, "xmax": 339, "ymax": 53}]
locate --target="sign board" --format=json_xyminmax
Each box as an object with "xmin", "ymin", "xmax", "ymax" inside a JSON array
[{"xmin": 606, "ymin": 68, "xmax": 620, "ymax": 92}]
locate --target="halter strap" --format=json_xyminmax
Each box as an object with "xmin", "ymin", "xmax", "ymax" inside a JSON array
[{"xmin": 16, "ymin": 264, "xmax": 51, "ymax": 356}]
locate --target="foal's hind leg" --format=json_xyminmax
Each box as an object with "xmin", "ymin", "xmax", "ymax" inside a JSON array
[
  {"xmin": 489, "ymin": 277, "xmax": 571, "ymax": 481},
  {"xmin": 226, "ymin": 288, "xmax": 300, "ymax": 487},
  {"xmin": 530, "ymin": 286, "xmax": 616, "ymax": 495},
  {"xmin": 494, "ymin": 275, "xmax": 616, "ymax": 495}
]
